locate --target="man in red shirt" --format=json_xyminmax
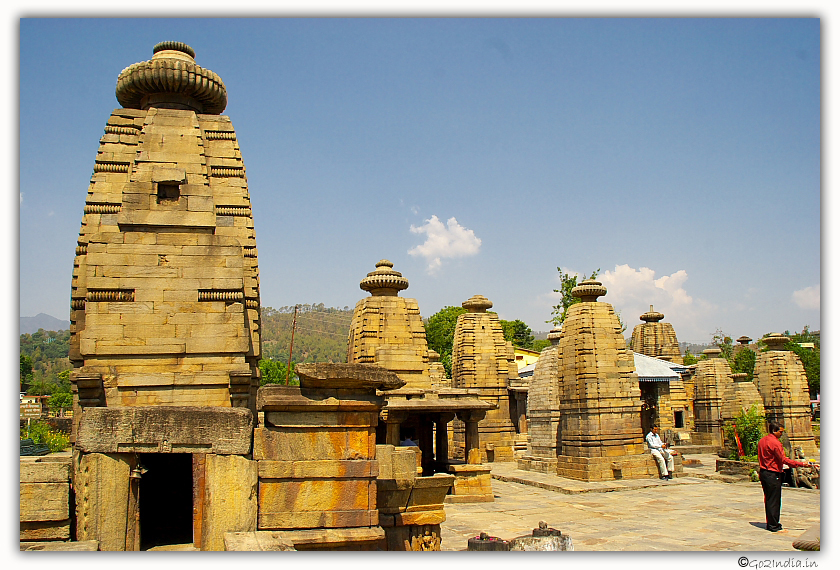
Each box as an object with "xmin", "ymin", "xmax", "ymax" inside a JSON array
[{"xmin": 757, "ymin": 422, "xmax": 818, "ymax": 532}]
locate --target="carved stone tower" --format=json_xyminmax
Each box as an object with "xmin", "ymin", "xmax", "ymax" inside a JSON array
[
  {"xmin": 68, "ymin": 42, "xmax": 261, "ymax": 550},
  {"xmin": 754, "ymin": 333, "xmax": 818, "ymax": 457},
  {"xmin": 553, "ymin": 280, "xmax": 657, "ymax": 481},
  {"xmin": 630, "ymin": 305, "xmax": 682, "ymax": 364},
  {"xmin": 451, "ymin": 295, "xmax": 519, "ymax": 462}
]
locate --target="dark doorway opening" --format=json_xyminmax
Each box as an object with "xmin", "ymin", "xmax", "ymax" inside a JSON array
[
  {"xmin": 139, "ymin": 453, "xmax": 193, "ymax": 550},
  {"xmin": 674, "ymin": 410, "xmax": 685, "ymax": 429}
]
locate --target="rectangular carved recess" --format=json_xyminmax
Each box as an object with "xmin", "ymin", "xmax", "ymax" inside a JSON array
[
  {"xmin": 229, "ymin": 372, "xmax": 253, "ymax": 408},
  {"xmin": 198, "ymin": 290, "xmax": 244, "ymax": 302},
  {"xmin": 86, "ymin": 289, "xmax": 135, "ymax": 302}
]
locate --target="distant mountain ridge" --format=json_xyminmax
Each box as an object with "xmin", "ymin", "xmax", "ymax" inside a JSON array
[{"xmin": 20, "ymin": 313, "xmax": 70, "ymax": 335}]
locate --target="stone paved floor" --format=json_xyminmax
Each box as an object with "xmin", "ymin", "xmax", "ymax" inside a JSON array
[{"xmin": 439, "ymin": 455, "xmax": 820, "ymax": 551}]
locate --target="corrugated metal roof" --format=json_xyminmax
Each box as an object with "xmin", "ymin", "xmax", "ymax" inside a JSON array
[{"xmin": 633, "ymin": 352, "xmax": 681, "ymax": 382}]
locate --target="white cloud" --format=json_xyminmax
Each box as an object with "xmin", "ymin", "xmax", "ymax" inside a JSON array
[
  {"xmin": 408, "ymin": 215, "xmax": 481, "ymax": 273},
  {"xmin": 792, "ymin": 285, "xmax": 820, "ymax": 310},
  {"xmin": 599, "ymin": 264, "xmax": 716, "ymax": 334}
]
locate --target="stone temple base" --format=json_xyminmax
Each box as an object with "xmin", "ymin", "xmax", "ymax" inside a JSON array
[
  {"xmin": 555, "ymin": 453, "xmax": 660, "ymax": 482},
  {"xmin": 517, "ymin": 455, "xmax": 557, "ymax": 474},
  {"xmin": 445, "ymin": 463, "xmax": 494, "ymax": 503}
]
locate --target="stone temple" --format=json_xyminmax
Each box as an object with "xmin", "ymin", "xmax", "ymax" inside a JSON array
[
  {"xmin": 451, "ymin": 295, "xmax": 519, "ymax": 462},
  {"xmin": 68, "ymin": 41, "xmax": 261, "ymax": 550},
  {"xmin": 754, "ymin": 333, "xmax": 818, "ymax": 457}
]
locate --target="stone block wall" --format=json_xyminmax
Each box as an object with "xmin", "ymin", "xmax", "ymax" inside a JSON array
[{"xmin": 20, "ymin": 457, "xmax": 73, "ymax": 543}]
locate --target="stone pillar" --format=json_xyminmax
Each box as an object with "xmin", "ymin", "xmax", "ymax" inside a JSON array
[
  {"xmin": 381, "ymin": 410, "xmax": 406, "ymax": 446},
  {"xmin": 435, "ymin": 413, "xmax": 454, "ymax": 467},
  {"xmin": 754, "ymin": 334, "xmax": 818, "ymax": 457}
]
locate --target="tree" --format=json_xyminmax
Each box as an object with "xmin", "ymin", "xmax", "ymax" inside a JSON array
[
  {"xmin": 20, "ymin": 354, "xmax": 33, "ymax": 392},
  {"xmin": 549, "ymin": 268, "xmax": 600, "ymax": 326},
  {"xmin": 499, "ymin": 319, "xmax": 535, "ymax": 349},
  {"xmin": 723, "ymin": 404, "xmax": 766, "ymax": 461},
  {"xmin": 683, "ymin": 350, "xmax": 698, "ymax": 366},
  {"xmin": 259, "ymin": 358, "xmax": 298, "ymax": 386},
  {"xmin": 424, "ymin": 306, "xmax": 468, "ymax": 377},
  {"xmin": 712, "ymin": 329, "xmax": 734, "ymax": 360},
  {"xmin": 786, "ymin": 331, "xmax": 820, "ymax": 399},
  {"xmin": 732, "ymin": 348, "xmax": 757, "ymax": 382},
  {"xmin": 532, "ymin": 339, "xmax": 551, "ymax": 352}
]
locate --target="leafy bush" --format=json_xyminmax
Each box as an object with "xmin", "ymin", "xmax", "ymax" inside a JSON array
[
  {"xmin": 723, "ymin": 404, "xmax": 766, "ymax": 460},
  {"xmin": 21, "ymin": 421, "xmax": 70, "ymax": 453}
]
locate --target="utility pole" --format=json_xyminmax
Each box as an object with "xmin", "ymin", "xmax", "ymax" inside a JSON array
[{"xmin": 286, "ymin": 304, "xmax": 300, "ymax": 385}]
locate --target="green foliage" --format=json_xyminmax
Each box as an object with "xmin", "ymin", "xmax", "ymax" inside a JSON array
[
  {"xmin": 723, "ymin": 404, "xmax": 766, "ymax": 460},
  {"xmin": 532, "ymin": 339, "xmax": 551, "ymax": 352},
  {"xmin": 21, "ymin": 421, "xmax": 70, "ymax": 453},
  {"xmin": 787, "ymin": 326, "xmax": 820, "ymax": 398},
  {"xmin": 731, "ymin": 348, "xmax": 757, "ymax": 382},
  {"xmin": 20, "ymin": 328, "xmax": 72, "ymax": 394},
  {"xmin": 424, "ymin": 306, "xmax": 467, "ymax": 377},
  {"xmin": 549, "ymin": 268, "xmax": 600, "ymax": 326},
  {"xmin": 48, "ymin": 392, "xmax": 72, "ymax": 409},
  {"xmin": 259, "ymin": 359, "xmax": 298, "ymax": 386},
  {"xmin": 499, "ymin": 319, "xmax": 535, "ymax": 349},
  {"xmin": 682, "ymin": 350, "xmax": 698, "ymax": 366},
  {"xmin": 261, "ymin": 304, "xmax": 353, "ymax": 365}
]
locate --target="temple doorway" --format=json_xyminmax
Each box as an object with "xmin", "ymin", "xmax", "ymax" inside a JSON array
[{"xmin": 138, "ymin": 453, "xmax": 194, "ymax": 550}]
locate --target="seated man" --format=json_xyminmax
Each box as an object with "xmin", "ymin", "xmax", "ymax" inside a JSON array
[{"xmin": 646, "ymin": 425, "xmax": 678, "ymax": 480}]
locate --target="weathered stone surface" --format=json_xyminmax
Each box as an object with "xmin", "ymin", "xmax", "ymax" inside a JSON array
[
  {"xmin": 446, "ymin": 463, "xmax": 494, "ymax": 502},
  {"xmin": 19, "ymin": 483, "xmax": 69, "ymax": 522},
  {"xmin": 692, "ymin": 350, "xmax": 729, "ymax": 445},
  {"xmin": 347, "ymin": 261, "xmax": 432, "ymax": 388},
  {"xmin": 20, "ymin": 540, "xmax": 99, "ymax": 551},
  {"xmin": 19, "ymin": 458, "xmax": 71, "ymax": 483},
  {"xmin": 259, "ymin": 460, "xmax": 378, "ymax": 479},
  {"xmin": 451, "ymin": 295, "xmax": 518, "ymax": 462},
  {"xmin": 630, "ymin": 305, "xmax": 682, "ymax": 363},
  {"xmin": 262, "ymin": 527, "xmax": 386, "ymax": 551},
  {"xmin": 254, "ymin": 426, "xmax": 375, "ymax": 461},
  {"xmin": 201, "ymin": 454, "xmax": 258, "ymax": 551},
  {"xmin": 76, "ymin": 406, "xmax": 253, "ymax": 454},
  {"xmin": 224, "ymin": 531, "xmax": 296, "ymax": 551},
  {"xmin": 754, "ymin": 335, "xmax": 818, "ymax": 457},
  {"xmin": 524, "ymin": 280, "xmax": 657, "ymax": 482},
  {"xmin": 295, "ymin": 362, "xmax": 405, "ymax": 391},
  {"xmin": 73, "ymin": 452, "xmax": 132, "ymax": 551},
  {"xmin": 522, "ymin": 327, "xmax": 561, "ymax": 464},
  {"xmin": 721, "ymin": 373, "xmax": 766, "ymax": 425},
  {"xmin": 20, "ymin": 520, "xmax": 71, "ymax": 542},
  {"xmin": 70, "ymin": 41, "xmax": 261, "ymax": 418}
]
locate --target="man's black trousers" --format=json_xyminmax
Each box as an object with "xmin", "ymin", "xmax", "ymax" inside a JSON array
[{"xmin": 759, "ymin": 468, "xmax": 783, "ymax": 531}]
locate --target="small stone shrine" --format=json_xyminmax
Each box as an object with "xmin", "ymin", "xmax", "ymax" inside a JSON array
[
  {"xmin": 754, "ymin": 334, "xmax": 818, "ymax": 457},
  {"xmin": 451, "ymin": 295, "xmax": 519, "ymax": 462},
  {"xmin": 253, "ymin": 363, "xmax": 400, "ymax": 550},
  {"xmin": 720, "ymin": 372, "xmax": 766, "ymax": 431},
  {"xmin": 630, "ymin": 305, "xmax": 682, "ymax": 363},
  {"xmin": 347, "ymin": 260, "xmax": 494, "ymax": 501},
  {"xmin": 68, "ymin": 41, "xmax": 261, "ymax": 551},
  {"xmin": 552, "ymin": 280, "xmax": 657, "ymax": 481},
  {"xmin": 690, "ymin": 348, "xmax": 729, "ymax": 446},
  {"xmin": 517, "ymin": 327, "xmax": 562, "ymax": 474}
]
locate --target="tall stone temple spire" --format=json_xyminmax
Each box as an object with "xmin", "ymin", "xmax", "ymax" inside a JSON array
[{"xmin": 67, "ymin": 41, "xmax": 263, "ymax": 551}]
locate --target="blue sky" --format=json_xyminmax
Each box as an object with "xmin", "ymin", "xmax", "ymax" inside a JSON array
[{"xmin": 15, "ymin": 15, "xmax": 821, "ymax": 344}]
